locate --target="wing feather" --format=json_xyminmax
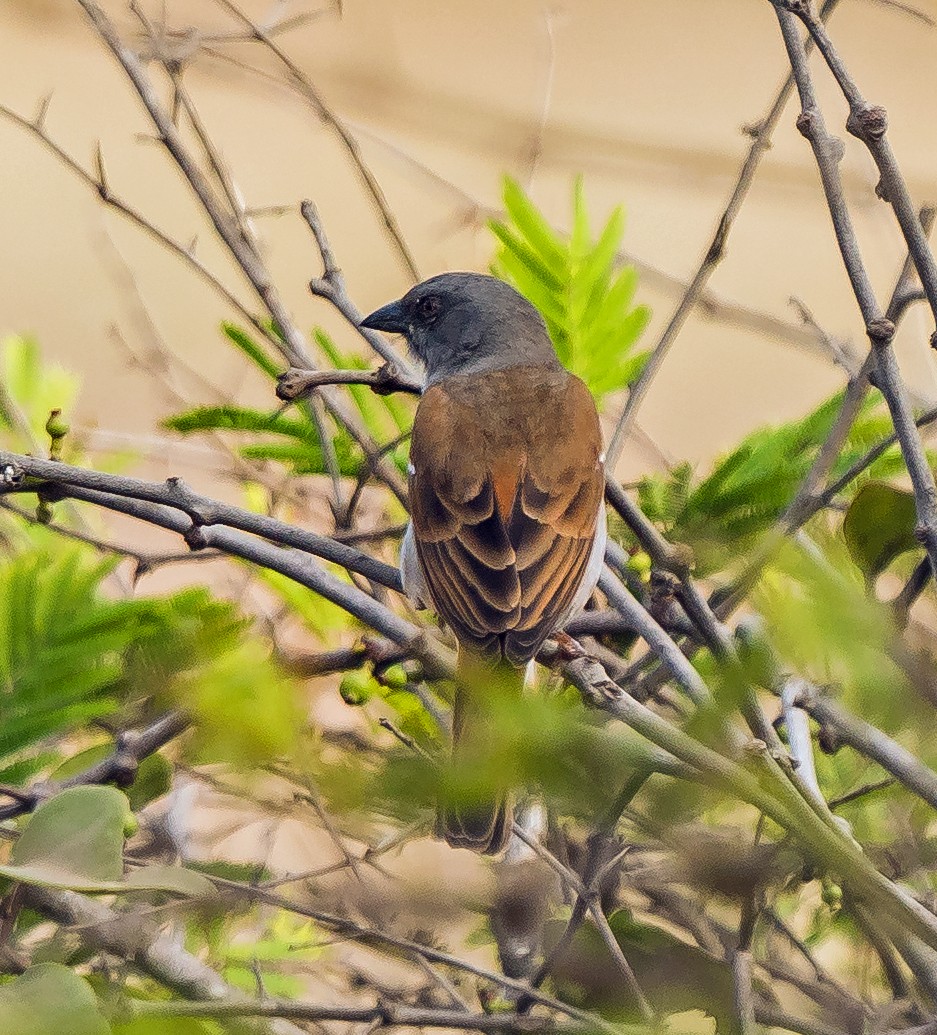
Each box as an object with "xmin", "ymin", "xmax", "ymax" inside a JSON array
[{"xmin": 409, "ymin": 367, "xmax": 603, "ymax": 663}]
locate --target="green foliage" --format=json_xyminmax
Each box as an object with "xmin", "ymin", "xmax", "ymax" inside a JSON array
[
  {"xmin": 319, "ymin": 681, "xmax": 672, "ymax": 826},
  {"xmin": 0, "ymin": 544, "xmax": 150, "ymax": 780},
  {"xmin": 137, "ymin": 588, "xmax": 303, "ymax": 767},
  {"xmin": 0, "ymin": 964, "xmax": 109, "ymax": 1035},
  {"xmin": 0, "ymin": 541, "xmax": 303, "ymax": 781},
  {"xmin": 636, "ymin": 389, "xmax": 908, "ymax": 574},
  {"xmin": 163, "ymin": 323, "xmax": 412, "ymax": 479},
  {"xmin": 843, "ymin": 481, "xmax": 919, "ymax": 581},
  {"xmin": 490, "ymin": 176, "xmax": 650, "ymax": 403},
  {"xmin": 755, "ymin": 537, "xmax": 911, "ymax": 728},
  {"xmin": 0, "ymin": 336, "xmax": 79, "ymax": 445},
  {"xmin": 221, "ymin": 913, "xmax": 323, "ymax": 997}
]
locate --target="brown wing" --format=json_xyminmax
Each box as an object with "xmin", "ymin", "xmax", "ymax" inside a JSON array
[{"xmin": 409, "ymin": 366, "xmax": 604, "ymax": 664}]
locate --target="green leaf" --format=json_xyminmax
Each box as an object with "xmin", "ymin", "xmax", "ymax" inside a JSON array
[
  {"xmin": 1, "ymin": 336, "xmax": 79, "ymax": 445},
  {"xmin": 221, "ymin": 322, "xmax": 282, "ymax": 379},
  {"xmin": 163, "ymin": 405, "xmax": 315, "ymax": 442},
  {"xmin": 843, "ymin": 481, "xmax": 919, "ymax": 581},
  {"xmin": 8, "ymin": 785, "xmax": 126, "ymax": 885},
  {"xmin": 125, "ymin": 752, "xmax": 173, "ymax": 811},
  {"xmin": 0, "ymin": 787, "xmax": 211, "ymax": 896},
  {"xmin": 0, "ymin": 964, "xmax": 109, "ymax": 1035}
]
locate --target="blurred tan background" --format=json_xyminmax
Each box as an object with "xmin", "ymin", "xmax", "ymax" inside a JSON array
[{"xmin": 2, "ymin": 0, "xmax": 936, "ymax": 482}]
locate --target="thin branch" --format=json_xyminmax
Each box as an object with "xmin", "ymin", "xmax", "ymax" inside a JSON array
[
  {"xmin": 605, "ymin": 0, "xmax": 842, "ymax": 469},
  {"xmin": 1, "ymin": 451, "xmax": 403, "ymax": 591},
  {"xmin": 206, "ymin": 874, "xmax": 620, "ymax": 1034},
  {"xmin": 25, "ymin": 884, "xmax": 306, "ymax": 1035},
  {"xmin": 790, "ymin": 681, "xmax": 937, "ymax": 813},
  {"xmin": 210, "ymin": 0, "xmax": 420, "ymax": 282},
  {"xmin": 782, "ymin": 0, "xmax": 937, "ymax": 329},
  {"xmin": 127, "ymin": 992, "xmax": 587, "ymax": 1031},
  {"xmin": 0, "ymin": 712, "xmax": 189, "ymax": 822},
  {"xmin": 277, "ymin": 365, "xmax": 421, "ymax": 401},
  {"xmin": 72, "ymin": 0, "xmax": 408, "ymax": 507},
  {"xmin": 300, "ymin": 200, "xmax": 419, "ymax": 377},
  {"xmin": 771, "ymin": 5, "xmax": 937, "ymax": 582}
]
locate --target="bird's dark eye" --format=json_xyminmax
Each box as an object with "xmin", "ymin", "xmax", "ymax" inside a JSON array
[{"xmin": 417, "ymin": 295, "xmax": 441, "ymax": 320}]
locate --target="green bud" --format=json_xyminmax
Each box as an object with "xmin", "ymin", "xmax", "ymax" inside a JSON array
[
  {"xmin": 627, "ymin": 551, "xmax": 652, "ymax": 580},
  {"xmin": 380, "ymin": 664, "xmax": 408, "ymax": 689},
  {"xmin": 821, "ymin": 877, "xmax": 842, "ymax": 911},
  {"xmin": 339, "ymin": 672, "xmax": 373, "ymax": 706}
]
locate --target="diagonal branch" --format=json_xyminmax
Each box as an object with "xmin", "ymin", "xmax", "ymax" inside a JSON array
[
  {"xmin": 779, "ymin": 0, "xmax": 937, "ymax": 330},
  {"xmin": 605, "ymin": 0, "xmax": 842, "ymax": 468},
  {"xmin": 210, "ymin": 0, "xmax": 420, "ymax": 282},
  {"xmin": 771, "ymin": 4, "xmax": 937, "ymax": 582},
  {"xmin": 73, "ymin": 0, "xmax": 408, "ymax": 506}
]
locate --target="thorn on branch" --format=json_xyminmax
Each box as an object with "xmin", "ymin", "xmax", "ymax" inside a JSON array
[
  {"xmin": 94, "ymin": 141, "xmax": 109, "ymax": 199},
  {"xmin": 33, "ymin": 92, "xmax": 52, "ymax": 131}
]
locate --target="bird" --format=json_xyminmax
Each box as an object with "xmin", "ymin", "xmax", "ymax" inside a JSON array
[{"xmin": 361, "ymin": 273, "xmax": 607, "ymax": 854}]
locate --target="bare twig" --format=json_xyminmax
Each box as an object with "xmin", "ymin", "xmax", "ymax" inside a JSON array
[
  {"xmin": 24, "ymin": 884, "xmax": 306, "ymax": 1035},
  {"xmin": 780, "ymin": 0, "xmax": 937, "ymax": 329},
  {"xmin": 1, "ymin": 451, "xmax": 402, "ymax": 591},
  {"xmin": 210, "ymin": 0, "xmax": 420, "ymax": 282},
  {"xmin": 0, "ymin": 712, "xmax": 190, "ymax": 822},
  {"xmin": 605, "ymin": 0, "xmax": 842, "ymax": 469},
  {"xmin": 277, "ymin": 365, "xmax": 421, "ymax": 400},
  {"xmin": 73, "ymin": 0, "xmax": 408, "ymax": 507},
  {"xmin": 789, "ymin": 681, "xmax": 937, "ymax": 813},
  {"xmin": 771, "ymin": 4, "xmax": 937, "ymax": 582}
]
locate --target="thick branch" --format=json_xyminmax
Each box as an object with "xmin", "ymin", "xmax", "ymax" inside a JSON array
[
  {"xmin": 25, "ymin": 884, "xmax": 305, "ymax": 1035},
  {"xmin": 0, "ymin": 451, "xmax": 402, "ymax": 591}
]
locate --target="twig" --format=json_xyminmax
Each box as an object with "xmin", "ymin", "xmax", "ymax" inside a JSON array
[
  {"xmin": 789, "ymin": 682, "xmax": 937, "ymax": 813},
  {"xmin": 771, "ymin": 4, "xmax": 937, "ymax": 582},
  {"xmin": 780, "ymin": 0, "xmax": 937, "ymax": 328},
  {"xmin": 210, "ymin": 0, "xmax": 420, "ymax": 282},
  {"xmin": 0, "ymin": 711, "xmax": 190, "ymax": 822},
  {"xmin": 277, "ymin": 365, "xmax": 421, "ymax": 400},
  {"xmin": 72, "ymin": 0, "xmax": 408, "ymax": 507},
  {"xmin": 25, "ymin": 884, "xmax": 306, "ymax": 1035},
  {"xmin": 206, "ymin": 874, "xmax": 620, "ymax": 1034},
  {"xmin": 127, "ymin": 996, "xmax": 582, "ymax": 1030},
  {"xmin": 0, "ymin": 451, "xmax": 403, "ymax": 591},
  {"xmin": 300, "ymin": 200, "xmax": 419, "ymax": 377},
  {"xmin": 605, "ymin": 0, "xmax": 842, "ymax": 469}
]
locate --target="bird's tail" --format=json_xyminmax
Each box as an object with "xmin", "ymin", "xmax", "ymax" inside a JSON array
[{"xmin": 438, "ymin": 654, "xmax": 524, "ymax": 855}]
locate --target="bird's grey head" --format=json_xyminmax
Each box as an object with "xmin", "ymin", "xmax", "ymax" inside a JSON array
[{"xmin": 360, "ymin": 272, "xmax": 558, "ymax": 385}]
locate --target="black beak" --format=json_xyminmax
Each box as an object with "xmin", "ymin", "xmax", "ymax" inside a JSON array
[{"xmin": 360, "ymin": 299, "xmax": 409, "ymax": 334}]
